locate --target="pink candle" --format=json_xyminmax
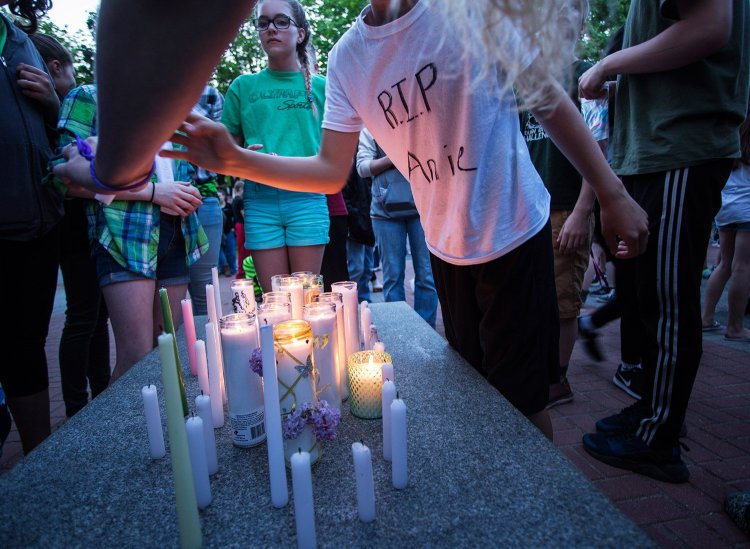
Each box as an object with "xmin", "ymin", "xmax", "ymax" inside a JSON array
[{"xmin": 181, "ymin": 299, "xmax": 198, "ymax": 376}]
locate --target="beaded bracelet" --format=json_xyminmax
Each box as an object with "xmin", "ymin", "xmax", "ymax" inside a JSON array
[{"xmin": 74, "ymin": 137, "xmax": 155, "ymax": 192}]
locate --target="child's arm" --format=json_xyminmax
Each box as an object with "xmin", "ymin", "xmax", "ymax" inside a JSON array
[
  {"xmin": 557, "ymin": 182, "xmax": 595, "ymax": 256},
  {"xmin": 528, "ymin": 83, "xmax": 648, "ymax": 258}
]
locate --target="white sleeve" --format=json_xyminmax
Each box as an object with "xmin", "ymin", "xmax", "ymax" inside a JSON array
[
  {"xmin": 321, "ymin": 43, "xmax": 364, "ymax": 134},
  {"xmin": 356, "ymin": 129, "xmax": 378, "ymax": 178}
]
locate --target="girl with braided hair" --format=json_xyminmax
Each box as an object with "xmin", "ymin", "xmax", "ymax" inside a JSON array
[{"xmin": 221, "ymin": 0, "xmax": 328, "ymax": 293}]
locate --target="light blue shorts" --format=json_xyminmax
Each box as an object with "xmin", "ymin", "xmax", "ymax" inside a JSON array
[{"xmin": 244, "ymin": 183, "xmax": 330, "ymax": 250}]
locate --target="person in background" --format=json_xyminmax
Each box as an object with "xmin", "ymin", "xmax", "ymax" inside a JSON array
[
  {"xmin": 218, "ymin": 188, "xmax": 238, "ymax": 276},
  {"xmin": 342, "ymin": 154, "xmax": 375, "ymax": 303}
]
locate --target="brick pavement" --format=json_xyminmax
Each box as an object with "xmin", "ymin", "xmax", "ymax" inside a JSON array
[{"xmin": 2, "ymin": 258, "xmax": 748, "ymax": 547}]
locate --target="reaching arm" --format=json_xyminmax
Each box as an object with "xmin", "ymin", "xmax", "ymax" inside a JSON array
[
  {"xmin": 92, "ymin": 0, "xmax": 256, "ymax": 185},
  {"xmin": 579, "ymin": 0, "xmax": 732, "ymax": 98},
  {"xmin": 162, "ymin": 112, "xmax": 359, "ymax": 194}
]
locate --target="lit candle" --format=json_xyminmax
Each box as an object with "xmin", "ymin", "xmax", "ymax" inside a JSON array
[
  {"xmin": 205, "ymin": 284, "xmax": 227, "ymax": 405},
  {"xmin": 352, "ymin": 441, "xmax": 376, "ymax": 523},
  {"xmin": 331, "ymin": 281, "xmax": 359, "ymax": 363},
  {"xmin": 220, "ymin": 313, "xmax": 265, "ymax": 447},
  {"xmin": 262, "ymin": 291, "xmax": 291, "ymax": 305},
  {"xmin": 381, "ymin": 362, "xmax": 394, "ymax": 384},
  {"xmin": 373, "ymin": 341, "xmax": 386, "ymax": 353},
  {"xmin": 348, "ymin": 352, "xmax": 389, "ymax": 419},
  {"xmin": 159, "ymin": 288, "xmax": 188, "ymax": 416},
  {"xmin": 381, "ymin": 379, "xmax": 396, "ymax": 461},
  {"xmin": 270, "ymin": 273, "xmax": 291, "ymax": 292},
  {"xmin": 157, "ymin": 333, "xmax": 202, "ymax": 548},
  {"xmin": 181, "ymin": 299, "xmax": 198, "ymax": 376},
  {"xmin": 195, "ymin": 393, "xmax": 218, "ymax": 475},
  {"xmin": 185, "ymin": 415, "xmax": 212, "ymax": 509},
  {"xmin": 277, "ymin": 275, "xmax": 305, "ymax": 320},
  {"xmin": 230, "ymin": 279, "xmax": 257, "ymax": 314},
  {"xmin": 304, "ymin": 302, "xmax": 340, "ymax": 409},
  {"xmin": 141, "ymin": 384, "xmax": 166, "ymax": 459},
  {"xmin": 291, "ymin": 449, "xmax": 316, "ymax": 549},
  {"xmin": 194, "ymin": 340, "xmax": 209, "ymax": 395},
  {"xmin": 260, "ymin": 324, "xmax": 288, "ymax": 508},
  {"xmin": 258, "ymin": 301, "xmax": 292, "ymax": 328},
  {"xmin": 391, "ymin": 395, "xmax": 408, "ymax": 489},
  {"xmin": 361, "ymin": 306, "xmax": 372, "ymax": 351},
  {"xmin": 204, "ymin": 322, "xmax": 224, "ymax": 428},
  {"xmin": 211, "ymin": 266, "xmax": 223, "ymax": 318},
  {"xmin": 313, "ymin": 292, "xmax": 348, "ymax": 401}
]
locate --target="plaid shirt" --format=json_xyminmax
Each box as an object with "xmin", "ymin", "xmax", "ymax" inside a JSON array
[
  {"xmin": 57, "ymin": 84, "xmax": 208, "ymax": 278},
  {"xmin": 174, "ymin": 85, "xmax": 224, "ymax": 197}
]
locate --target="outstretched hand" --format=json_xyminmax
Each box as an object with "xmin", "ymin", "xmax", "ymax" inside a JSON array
[
  {"xmin": 161, "ymin": 112, "xmax": 242, "ymax": 175},
  {"xmin": 599, "ymin": 188, "xmax": 649, "ymax": 259}
]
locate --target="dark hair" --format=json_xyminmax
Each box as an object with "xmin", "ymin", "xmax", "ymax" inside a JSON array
[
  {"xmin": 258, "ymin": 0, "xmax": 317, "ymax": 116},
  {"xmin": 9, "ymin": 0, "xmax": 52, "ymax": 34},
  {"xmin": 28, "ymin": 32, "xmax": 73, "ymax": 66}
]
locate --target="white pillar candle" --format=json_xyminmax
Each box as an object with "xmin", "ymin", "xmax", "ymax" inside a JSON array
[
  {"xmin": 180, "ymin": 299, "xmax": 198, "ymax": 376},
  {"xmin": 360, "ymin": 307, "xmax": 372, "ymax": 351},
  {"xmin": 381, "ymin": 380, "xmax": 396, "ymax": 461},
  {"xmin": 230, "ymin": 279, "xmax": 257, "ymax": 314},
  {"xmin": 141, "ymin": 384, "xmax": 166, "ymax": 459},
  {"xmin": 211, "ymin": 266, "xmax": 223, "ymax": 318},
  {"xmin": 258, "ymin": 301, "xmax": 292, "ymax": 328},
  {"xmin": 352, "ymin": 441, "xmax": 376, "ymax": 522},
  {"xmin": 194, "ymin": 340, "xmax": 210, "ymax": 396},
  {"xmin": 331, "ymin": 281, "xmax": 359, "ymax": 361},
  {"xmin": 391, "ymin": 396, "xmax": 408, "ymax": 489},
  {"xmin": 373, "ymin": 341, "xmax": 386, "ymax": 353},
  {"xmin": 278, "ymin": 276, "xmax": 305, "ymax": 320},
  {"xmin": 220, "ymin": 313, "xmax": 265, "ymax": 447},
  {"xmin": 381, "ymin": 362, "xmax": 394, "ymax": 384},
  {"xmin": 157, "ymin": 334, "xmax": 202, "ymax": 548},
  {"xmin": 185, "ymin": 415, "xmax": 212, "ymax": 509},
  {"xmin": 313, "ymin": 292, "xmax": 348, "ymax": 401},
  {"xmin": 260, "ymin": 325, "xmax": 288, "ymax": 509},
  {"xmin": 195, "ymin": 394, "xmax": 218, "ymax": 475},
  {"xmin": 291, "ymin": 449, "xmax": 316, "ymax": 549},
  {"xmin": 204, "ymin": 322, "xmax": 225, "ymax": 428},
  {"xmin": 304, "ymin": 302, "xmax": 340, "ymax": 409},
  {"xmin": 206, "ymin": 284, "xmax": 227, "ymax": 405}
]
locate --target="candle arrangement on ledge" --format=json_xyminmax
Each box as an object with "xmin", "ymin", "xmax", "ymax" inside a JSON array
[{"xmin": 147, "ymin": 271, "xmax": 409, "ymax": 548}]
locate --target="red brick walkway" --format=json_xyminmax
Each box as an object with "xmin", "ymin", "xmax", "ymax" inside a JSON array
[{"xmin": 2, "ymin": 261, "xmax": 749, "ymax": 546}]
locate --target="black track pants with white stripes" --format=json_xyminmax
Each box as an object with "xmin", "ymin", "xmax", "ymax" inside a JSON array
[{"xmin": 626, "ymin": 160, "xmax": 732, "ymax": 448}]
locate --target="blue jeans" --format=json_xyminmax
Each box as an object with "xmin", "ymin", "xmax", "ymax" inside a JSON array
[
  {"xmin": 372, "ymin": 216, "xmax": 438, "ymax": 327},
  {"xmin": 188, "ymin": 197, "xmax": 223, "ymax": 315},
  {"xmin": 220, "ymin": 229, "xmax": 237, "ymax": 275},
  {"xmin": 346, "ymin": 239, "xmax": 373, "ymax": 302}
]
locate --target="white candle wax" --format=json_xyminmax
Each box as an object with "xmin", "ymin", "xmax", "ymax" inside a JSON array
[
  {"xmin": 352, "ymin": 442, "xmax": 376, "ymax": 522},
  {"xmin": 220, "ymin": 315, "xmax": 265, "ymax": 447},
  {"xmin": 279, "ymin": 280, "xmax": 304, "ymax": 320},
  {"xmin": 157, "ymin": 334, "xmax": 202, "ymax": 548},
  {"xmin": 185, "ymin": 415, "xmax": 212, "ymax": 509},
  {"xmin": 373, "ymin": 341, "xmax": 386, "ymax": 353},
  {"xmin": 331, "ymin": 282, "xmax": 359, "ymax": 363},
  {"xmin": 204, "ymin": 322, "xmax": 225, "ymax": 428},
  {"xmin": 194, "ymin": 340, "xmax": 209, "ymax": 395},
  {"xmin": 270, "ymin": 274, "xmax": 291, "ymax": 292},
  {"xmin": 180, "ymin": 299, "xmax": 198, "ymax": 376},
  {"xmin": 314, "ymin": 293, "xmax": 348, "ymax": 401},
  {"xmin": 258, "ymin": 302, "xmax": 292, "ymax": 328},
  {"xmin": 291, "ymin": 450, "xmax": 316, "ymax": 549},
  {"xmin": 391, "ymin": 397, "xmax": 408, "ymax": 489},
  {"xmin": 141, "ymin": 384, "xmax": 166, "ymax": 459},
  {"xmin": 381, "ymin": 380, "xmax": 396, "ymax": 461},
  {"xmin": 277, "ymin": 338, "xmax": 316, "ymax": 415},
  {"xmin": 361, "ymin": 307, "xmax": 372, "ymax": 351},
  {"xmin": 206, "ymin": 284, "xmax": 227, "ymax": 405},
  {"xmin": 260, "ymin": 325, "xmax": 288, "ymax": 508},
  {"xmin": 381, "ymin": 362, "xmax": 394, "ymax": 384},
  {"xmin": 195, "ymin": 394, "xmax": 218, "ymax": 475},
  {"xmin": 231, "ymin": 279, "xmax": 257, "ymax": 314},
  {"xmin": 211, "ymin": 266, "xmax": 223, "ymax": 318},
  {"xmin": 304, "ymin": 304, "xmax": 340, "ymax": 409}
]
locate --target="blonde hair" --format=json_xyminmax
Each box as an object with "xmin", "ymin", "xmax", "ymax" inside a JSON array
[{"xmin": 432, "ymin": 0, "xmax": 589, "ymax": 112}]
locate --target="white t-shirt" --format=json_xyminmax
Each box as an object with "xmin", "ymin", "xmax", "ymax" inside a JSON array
[{"xmin": 323, "ymin": 2, "xmax": 550, "ymax": 265}]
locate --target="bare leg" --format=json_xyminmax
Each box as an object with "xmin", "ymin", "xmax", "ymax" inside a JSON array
[
  {"xmin": 6, "ymin": 391, "xmax": 50, "ymax": 454},
  {"xmin": 726, "ymin": 231, "xmax": 750, "ymax": 338},
  {"xmin": 528, "ymin": 409, "xmax": 553, "ymax": 441},
  {"xmin": 153, "ymin": 284, "xmax": 189, "ymax": 343},
  {"xmin": 701, "ymin": 229, "xmax": 734, "ymax": 327},
  {"xmin": 103, "ymin": 279, "xmax": 156, "ymax": 382},
  {"xmin": 251, "ymin": 247, "xmax": 291, "ymax": 296},
  {"xmin": 288, "ymin": 244, "xmax": 326, "ymax": 276}
]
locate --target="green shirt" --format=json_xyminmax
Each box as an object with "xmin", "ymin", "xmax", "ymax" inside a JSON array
[
  {"xmin": 611, "ymin": 0, "xmax": 750, "ymax": 176},
  {"xmin": 0, "ymin": 15, "xmax": 8, "ymax": 55}
]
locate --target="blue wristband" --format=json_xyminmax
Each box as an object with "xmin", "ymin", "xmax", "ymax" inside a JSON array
[{"xmin": 74, "ymin": 137, "xmax": 155, "ymax": 192}]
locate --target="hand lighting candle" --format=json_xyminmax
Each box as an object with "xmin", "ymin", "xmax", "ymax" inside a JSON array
[
  {"xmin": 180, "ymin": 298, "xmax": 198, "ymax": 376},
  {"xmin": 304, "ymin": 302, "xmax": 340, "ymax": 409},
  {"xmin": 331, "ymin": 281, "xmax": 359, "ymax": 362},
  {"xmin": 313, "ymin": 292, "xmax": 348, "ymax": 401},
  {"xmin": 219, "ymin": 313, "xmax": 265, "ymax": 447},
  {"xmin": 141, "ymin": 384, "xmax": 166, "ymax": 459},
  {"xmin": 230, "ymin": 279, "xmax": 257, "ymax": 314},
  {"xmin": 347, "ymin": 350, "xmax": 392, "ymax": 419},
  {"xmin": 352, "ymin": 441, "xmax": 376, "ymax": 522}
]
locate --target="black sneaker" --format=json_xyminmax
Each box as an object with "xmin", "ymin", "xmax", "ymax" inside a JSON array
[
  {"xmin": 578, "ymin": 316, "xmax": 604, "ymax": 362},
  {"xmin": 582, "ymin": 432, "xmax": 689, "ymax": 483},
  {"xmin": 612, "ymin": 364, "xmax": 644, "ymax": 399},
  {"xmin": 596, "ymin": 402, "xmax": 648, "ymax": 434}
]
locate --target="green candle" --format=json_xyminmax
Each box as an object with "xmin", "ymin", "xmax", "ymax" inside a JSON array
[
  {"xmin": 160, "ymin": 287, "xmax": 189, "ymax": 416},
  {"xmin": 158, "ymin": 333, "xmax": 202, "ymax": 549}
]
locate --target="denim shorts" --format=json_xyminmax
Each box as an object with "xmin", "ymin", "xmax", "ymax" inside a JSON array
[
  {"xmin": 718, "ymin": 221, "xmax": 750, "ymax": 232},
  {"xmin": 92, "ymin": 213, "xmax": 190, "ymax": 287},
  {"xmin": 244, "ymin": 183, "xmax": 329, "ymax": 249}
]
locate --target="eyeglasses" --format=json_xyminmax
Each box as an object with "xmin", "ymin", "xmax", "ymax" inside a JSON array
[{"xmin": 253, "ymin": 14, "xmax": 298, "ymax": 32}]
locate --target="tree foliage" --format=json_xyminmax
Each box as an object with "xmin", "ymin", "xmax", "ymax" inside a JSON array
[{"xmin": 580, "ymin": 0, "xmax": 630, "ymax": 62}]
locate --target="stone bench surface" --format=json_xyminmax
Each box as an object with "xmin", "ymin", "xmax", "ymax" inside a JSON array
[{"xmin": 0, "ymin": 302, "xmax": 652, "ymax": 548}]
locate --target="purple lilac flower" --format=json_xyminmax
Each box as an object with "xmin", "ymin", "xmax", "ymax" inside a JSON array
[
  {"xmin": 249, "ymin": 347, "xmax": 263, "ymax": 377},
  {"xmin": 310, "ymin": 400, "xmax": 341, "ymax": 442},
  {"xmin": 282, "ymin": 408, "xmax": 306, "ymax": 440}
]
